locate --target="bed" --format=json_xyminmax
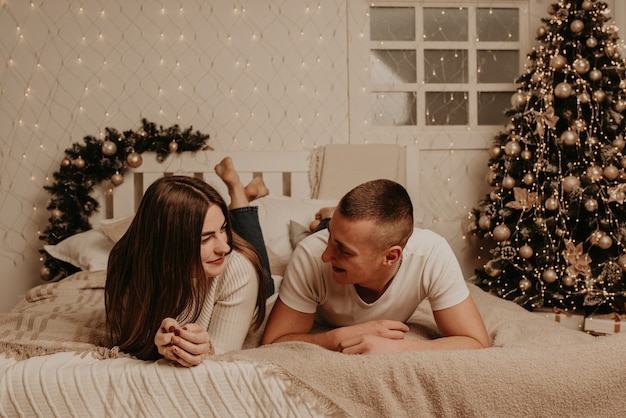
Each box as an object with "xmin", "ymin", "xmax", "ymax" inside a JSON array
[{"xmin": 1, "ymin": 147, "xmax": 625, "ymax": 417}]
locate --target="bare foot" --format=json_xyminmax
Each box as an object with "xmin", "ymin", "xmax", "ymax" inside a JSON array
[
  {"xmin": 245, "ymin": 176, "xmax": 269, "ymax": 202},
  {"xmin": 309, "ymin": 207, "xmax": 336, "ymax": 232},
  {"xmin": 215, "ymin": 157, "xmax": 248, "ymax": 209}
]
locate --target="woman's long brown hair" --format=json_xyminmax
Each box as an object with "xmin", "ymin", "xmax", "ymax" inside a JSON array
[{"xmin": 105, "ymin": 176, "xmax": 267, "ymax": 360}]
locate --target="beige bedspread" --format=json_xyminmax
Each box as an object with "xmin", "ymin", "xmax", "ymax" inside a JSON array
[{"xmin": 1, "ymin": 271, "xmax": 625, "ymax": 417}]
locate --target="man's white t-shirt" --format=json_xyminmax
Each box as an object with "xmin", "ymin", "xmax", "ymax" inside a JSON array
[{"xmin": 279, "ymin": 228, "xmax": 469, "ymax": 327}]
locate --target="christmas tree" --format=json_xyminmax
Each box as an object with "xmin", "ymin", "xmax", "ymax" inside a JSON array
[{"xmin": 468, "ymin": 0, "xmax": 626, "ymax": 316}]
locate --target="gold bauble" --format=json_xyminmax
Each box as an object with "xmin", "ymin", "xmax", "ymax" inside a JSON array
[
  {"xmin": 544, "ymin": 196, "xmax": 559, "ymax": 211},
  {"xmin": 570, "ymin": 19, "xmax": 585, "ymax": 33},
  {"xmin": 554, "ymin": 82, "xmax": 573, "ymax": 99},
  {"xmin": 573, "ymin": 58, "xmax": 590, "ymax": 74},
  {"xmin": 604, "ymin": 165, "xmax": 619, "ymax": 180},
  {"xmin": 519, "ymin": 245, "xmax": 534, "ymax": 259},
  {"xmin": 110, "ymin": 172, "xmax": 124, "ymax": 186},
  {"xmin": 101, "ymin": 140, "xmax": 118, "ymax": 156},
  {"xmin": 578, "ymin": 92, "xmax": 591, "ymax": 103},
  {"xmin": 484, "ymin": 260, "xmax": 502, "ymax": 277},
  {"xmin": 617, "ymin": 254, "xmax": 626, "ymax": 272},
  {"xmin": 519, "ymin": 278, "xmax": 532, "ymax": 291},
  {"xmin": 522, "ymin": 172, "xmax": 535, "ymax": 185},
  {"xmin": 511, "ymin": 92, "xmax": 527, "ymax": 108},
  {"xmin": 502, "ymin": 175, "xmax": 516, "ymax": 189},
  {"xmin": 542, "ymin": 268, "xmax": 557, "ymax": 284},
  {"xmin": 593, "ymin": 89, "xmax": 606, "ymax": 103},
  {"xmin": 488, "ymin": 145, "xmax": 502, "ymax": 159},
  {"xmin": 589, "ymin": 69, "xmax": 603, "ymax": 81},
  {"xmin": 614, "ymin": 100, "xmax": 626, "ymax": 113},
  {"xmin": 126, "ymin": 152, "xmax": 143, "ymax": 168},
  {"xmin": 586, "ymin": 37, "xmax": 598, "ymax": 48},
  {"xmin": 504, "ymin": 141, "xmax": 522, "ymax": 156},
  {"xmin": 521, "ymin": 150, "xmax": 532, "ymax": 160},
  {"xmin": 590, "ymin": 230, "xmax": 604, "ymax": 246},
  {"xmin": 584, "ymin": 198, "xmax": 598, "ymax": 212},
  {"xmin": 61, "ymin": 158, "xmax": 71, "ymax": 168},
  {"xmin": 613, "ymin": 137, "xmax": 625, "ymax": 151},
  {"xmin": 168, "ymin": 141, "xmax": 179, "ymax": 153},
  {"xmin": 73, "ymin": 157, "xmax": 85, "ymax": 169},
  {"xmin": 549, "ymin": 55, "xmax": 567, "ymax": 70},
  {"xmin": 531, "ymin": 72, "xmax": 543, "ymax": 84},
  {"xmin": 560, "ymin": 130, "xmax": 579, "ymax": 146},
  {"xmin": 478, "ymin": 215, "xmax": 491, "ymax": 230},
  {"xmin": 597, "ymin": 235, "xmax": 613, "ymax": 250},
  {"xmin": 492, "ymin": 224, "xmax": 511, "ymax": 241},
  {"xmin": 562, "ymin": 274, "xmax": 577, "ymax": 287},
  {"xmin": 586, "ymin": 165, "xmax": 603, "ymax": 182},
  {"xmin": 562, "ymin": 175, "xmax": 580, "ymax": 193},
  {"xmin": 620, "ymin": 156, "xmax": 626, "ymax": 169},
  {"xmin": 40, "ymin": 266, "xmax": 51, "ymax": 280},
  {"xmin": 537, "ymin": 25, "xmax": 547, "ymax": 37},
  {"xmin": 582, "ymin": 0, "xmax": 594, "ymax": 11}
]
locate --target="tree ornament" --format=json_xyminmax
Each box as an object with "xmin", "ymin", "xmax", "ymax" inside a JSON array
[
  {"xmin": 554, "ymin": 82, "xmax": 573, "ymax": 98},
  {"xmin": 40, "ymin": 266, "xmax": 51, "ymax": 280},
  {"xmin": 581, "ymin": 0, "xmax": 594, "ymax": 11},
  {"xmin": 560, "ymin": 130, "xmax": 579, "ymax": 146},
  {"xmin": 502, "ymin": 175, "xmax": 516, "ymax": 189},
  {"xmin": 593, "ymin": 89, "xmax": 606, "ymax": 103},
  {"xmin": 605, "ymin": 44, "xmax": 618, "ymax": 59},
  {"xmin": 521, "ymin": 150, "xmax": 532, "ymax": 160},
  {"xmin": 578, "ymin": 92, "xmax": 591, "ymax": 103},
  {"xmin": 484, "ymin": 260, "xmax": 502, "ymax": 277},
  {"xmin": 536, "ymin": 25, "xmax": 547, "ymax": 37},
  {"xmin": 545, "ymin": 196, "xmax": 559, "ymax": 211},
  {"xmin": 597, "ymin": 235, "xmax": 613, "ymax": 250},
  {"xmin": 168, "ymin": 140, "xmax": 179, "ymax": 153},
  {"xmin": 590, "ymin": 230, "xmax": 604, "ymax": 246},
  {"xmin": 549, "ymin": 55, "xmax": 567, "ymax": 70},
  {"xmin": 562, "ymin": 274, "xmax": 577, "ymax": 287},
  {"xmin": 604, "ymin": 165, "xmax": 619, "ymax": 180},
  {"xmin": 531, "ymin": 72, "xmax": 543, "ymax": 84},
  {"xmin": 522, "ymin": 172, "xmax": 535, "ymax": 185},
  {"xmin": 586, "ymin": 37, "xmax": 598, "ymax": 48},
  {"xmin": 586, "ymin": 165, "xmax": 603, "ymax": 182},
  {"xmin": 573, "ymin": 58, "xmax": 590, "ymax": 74},
  {"xmin": 613, "ymin": 136, "xmax": 625, "ymax": 151},
  {"xmin": 518, "ymin": 278, "xmax": 532, "ymax": 291},
  {"xmin": 562, "ymin": 175, "xmax": 580, "ymax": 193},
  {"xmin": 504, "ymin": 140, "xmax": 521, "ymax": 156},
  {"xmin": 584, "ymin": 198, "xmax": 599, "ymax": 212},
  {"xmin": 488, "ymin": 144, "xmax": 502, "ymax": 159},
  {"xmin": 569, "ymin": 19, "xmax": 584, "ymax": 33},
  {"xmin": 73, "ymin": 156, "xmax": 85, "ymax": 168},
  {"xmin": 614, "ymin": 100, "xmax": 626, "ymax": 113},
  {"xmin": 126, "ymin": 151, "xmax": 143, "ymax": 168},
  {"xmin": 542, "ymin": 268, "xmax": 557, "ymax": 283},
  {"xmin": 492, "ymin": 224, "xmax": 511, "ymax": 241},
  {"xmin": 511, "ymin": 92, "xmax": 527, "ymax": 107},
  {"xmin": 51, "ymin": 208, "xmax": 62, "ymax": 219},
  {"xmin": 101, "ymin": 140, "xmax": 118, "ymax": 156},
  {"xmin": 617, "ymin": 254, "xmax": 626, "ymax": 272},
  {"xmin": 519, "ymin": 245, "xmax": 534, "ymax": 259},
  {"xmin": 110, "ymin": 172, "xmax": 124, "ymax": 186},
  {"xmin": 589, "ymin": 69, "xmax": 603, "ymax": 81},
  {"xmin": 61, "ymin": 158, "xmax": 71, "ymax": 168},
  {"xmin": 478, "ymin": 215, "xmax": 491, "ymax": 230}
]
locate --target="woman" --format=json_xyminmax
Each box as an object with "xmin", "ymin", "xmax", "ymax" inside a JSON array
[{"xmin": 105, "ymin": 158, "xmax": 270, "ymax": 367}]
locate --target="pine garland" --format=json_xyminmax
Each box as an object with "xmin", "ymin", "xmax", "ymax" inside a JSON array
[{"xmin": 39, "ymin": 119, "xmax": 212, "ymax": 281}]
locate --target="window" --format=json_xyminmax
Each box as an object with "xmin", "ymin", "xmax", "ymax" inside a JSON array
[{"xmin": 348, "ymin": 1, "xmax": 528, "ymax": 148}]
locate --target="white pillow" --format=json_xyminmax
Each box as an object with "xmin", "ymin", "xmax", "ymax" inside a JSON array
[
  {"xmin": 100, "ymin": 215, "xmax": 134, "ymax": 242},
  {"xmin": 44, "ymin": 229, "xmax": 114, "ymax": 272},
  {"xmin": 252, "ymin": 196, "xmax": 337, "ymax": 275}
]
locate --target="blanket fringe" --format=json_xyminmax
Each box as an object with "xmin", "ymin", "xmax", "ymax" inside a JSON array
[{"xmin": 0, "ymin": 342, "xmax": 132, "ymax": 362}]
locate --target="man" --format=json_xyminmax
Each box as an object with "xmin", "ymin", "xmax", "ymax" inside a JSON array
[{"xmin": 261, "ymin": 179, "xmax": 490, "ymax": 354}]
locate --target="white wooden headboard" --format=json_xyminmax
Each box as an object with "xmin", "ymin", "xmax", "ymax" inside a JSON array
[{"xmin": 90, "ymin": 146, "xmax": 422, "ymax": 224}]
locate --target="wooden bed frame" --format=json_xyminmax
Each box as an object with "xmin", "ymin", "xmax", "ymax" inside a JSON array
[{"xmin": 91, "ymin": 146, "xmax": 422, "ymax": 224}]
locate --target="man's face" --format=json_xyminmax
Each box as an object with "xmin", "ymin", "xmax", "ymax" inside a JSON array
[{"xmin": 321, "ymin": 212, "xmax": 387, "ymax": 289}]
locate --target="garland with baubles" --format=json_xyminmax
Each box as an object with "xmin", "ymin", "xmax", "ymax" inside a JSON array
[{"xmin": 39, "ymin": 118, "xmax": 212, "ymax": 281}]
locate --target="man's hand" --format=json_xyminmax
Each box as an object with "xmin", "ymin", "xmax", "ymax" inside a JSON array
[
  {"xmin": 334, "ymin": 320, "xmax": 408, "ymax": 353},
  {"xmin": 339, "ymin": 334, "xmax": 405, "ymax": 354},
  {"xmin": 155, "ymin": 318, "xmax": 214, "ymax": 367}
]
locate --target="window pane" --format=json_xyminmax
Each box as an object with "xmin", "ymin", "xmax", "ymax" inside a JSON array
[
  {"xmin": 478, "ymin": 92, "xmax": 513, "ymax": 125},
  {"xmin": 371, "ymin": 92, "xmax": 417, "ymax": 126},
  {"xmin": 423, "ymin": 8, "xmax": 467, "ymax": 41},
  {"xmin": 370, "ymin": 7, "xmax": 415, "ymax": 41},
  {"xmin": 370, "ymin": 50, "xmax": 417, "ymax": 84},
  {"xmin": 477, "ymin": 8, "xmax": 519, "ymax": 42},
  {"xmin": 424, "ymin": 50, "xmax": 468, "ymax": 83},
  {"xmin": 477, "ymin": 50, "xmax": 518, "ymax": 83},
  {"xmin": 426, "ymin": 92, "xmax": 468, "ymax": 125}
]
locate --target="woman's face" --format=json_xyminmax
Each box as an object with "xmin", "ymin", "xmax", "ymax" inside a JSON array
[{"xmin": 200, "ymin": 204, "xmax": 231, "ymax": 277}]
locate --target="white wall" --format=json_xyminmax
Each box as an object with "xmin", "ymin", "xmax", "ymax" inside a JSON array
[{"xmin": 1, "ymin": 0, "xmax": 624, "ymax": 312}]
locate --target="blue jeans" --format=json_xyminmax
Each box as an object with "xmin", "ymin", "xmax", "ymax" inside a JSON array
[{"xmin": 230, "ymin": 206, "xmax": 274, "ymax": 296}]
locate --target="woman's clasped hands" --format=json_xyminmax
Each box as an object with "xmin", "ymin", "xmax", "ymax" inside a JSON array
[{"xmin": 155, "ymin": 317, "xmax": 215, "ymax": 367}]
